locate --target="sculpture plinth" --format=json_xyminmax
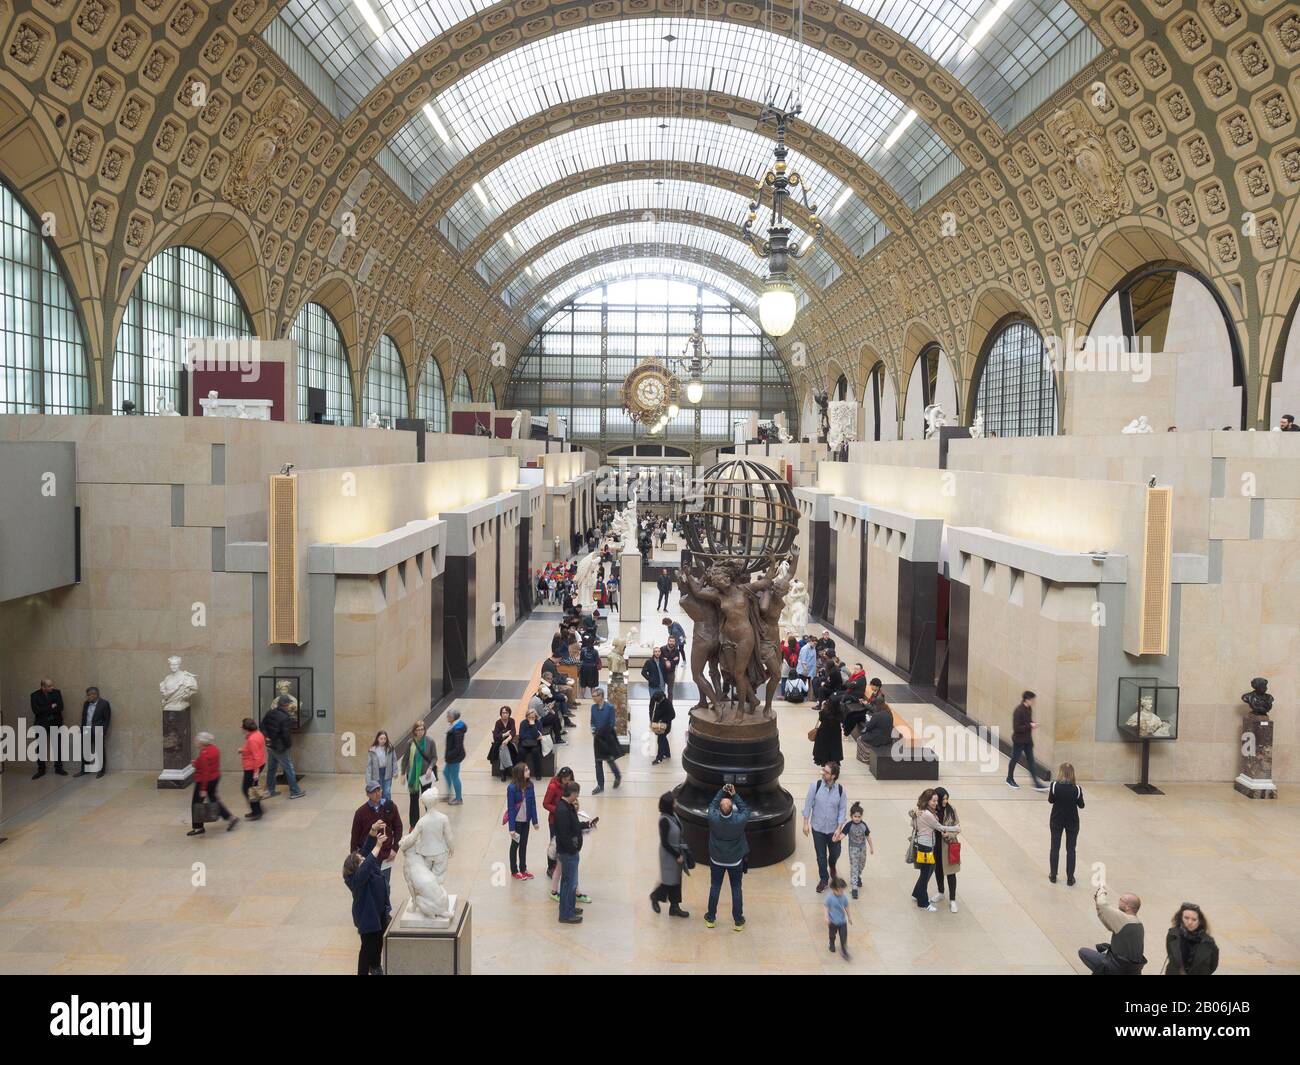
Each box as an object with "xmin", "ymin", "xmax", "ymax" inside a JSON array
[
  {"xmin": 1235, "ymin": 714, "xmax": 1277, "ymax": 800},
  {"xmin": 674, "ymin": 710, "xmax": 795, "ymax": 867}
]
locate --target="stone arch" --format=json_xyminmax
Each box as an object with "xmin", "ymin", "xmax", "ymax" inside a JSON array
[
  {"xmin": 962, "ymin": 282, "xmax": 1040, "ymax": 424},
  {"xmin": 0, "ymin": 73, "xmax": 103, "ymax": 402},
  {"xmin": 372, "ymin": 310, "xmax": 419, "ymax": 409}
]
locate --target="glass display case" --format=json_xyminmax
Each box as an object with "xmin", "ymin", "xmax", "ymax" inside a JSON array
[{"xmin": 1117, "ymin": 678, "xmax": 1179, "ymax": 741}]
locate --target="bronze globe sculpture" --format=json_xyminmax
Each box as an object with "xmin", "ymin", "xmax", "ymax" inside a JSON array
[
  {"xmin": 682, "ymin": 458, "xmax": 798, "ymax": 574},
  {"xmin": 673, "ymin": 458, "xmax": 799, "ymax": 867}
]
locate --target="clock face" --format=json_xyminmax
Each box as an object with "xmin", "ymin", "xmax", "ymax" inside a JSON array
[{"xmin": 622, "ymin": 361, "xmax": 675, "ymax": 423}]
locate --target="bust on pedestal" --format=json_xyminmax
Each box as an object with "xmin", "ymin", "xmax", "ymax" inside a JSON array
[
  {"xmin": 1235, "ymin": 678, "xmax": 1277, "ymax": 800},
  {"xmin": 157, "ymin": 655, "xmax": 198, "ymax": 789}
]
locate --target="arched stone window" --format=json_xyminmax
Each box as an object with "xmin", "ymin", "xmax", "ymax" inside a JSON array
[
  {"xmin": 362, "ymin": 334, "xmax": 409, "ymax": 423},
  {"xmin": 113, "ymin": 245, "xmax": 252, "ymax": 415},
  {"xmin": 417, "ymin": 358, "xmax": 448, "ymax": 432},
  {"xmin": 452, "ymin": 370, "xmax": 473, "ymax": 404},
  {"xmin": 293, "ymin": 302, "xmax": 354, "ymax": 425},
  {"xmin": 971, "ymin": 319, "xmax": 1057, "ymax": 437},
  {"xmin": 0, "ymin": 179, "xmax": 91, "ymax": 413}
]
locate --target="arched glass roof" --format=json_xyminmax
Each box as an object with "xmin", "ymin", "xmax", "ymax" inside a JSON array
[
  {"xmin": 267, "ymin": 2, "xmax": 1099, "ymax": 136},
  {"xmin": 522, "ymin": 260, "xmax": 761, "ymax": 329},
  {"xmin": 442, "ymin": 117, "xmax": 881, "ymax": 254},
  {"xmin": 386, "ymin": 19, "xmax": 951, "ymax": 208},
  {"xmin": 476, "ymin": 178, "xmax": 832, "ymax": 287},
  {"xmin": 502, "ymin": 222, "xmax": 797, "ymax": 307}
]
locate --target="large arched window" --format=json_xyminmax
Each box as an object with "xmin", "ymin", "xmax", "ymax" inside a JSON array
[
  {"xmin": 973, "ymin": 320, "xmax": 1057, "ymax": 437},
  {"xmin": 0, "ymin": 180, "xmax": 90, "ymax": 413},
  {"xmin": 293, "ymin": 302, "xmax": 354, "ymax": 425},
  {"xmin": 113, "ymin": 245, "xmax": 252, "ymax": 415},
  {"xmin": 452, "ymin": 370, "xmax": 473, "ymax": 404},
  {"xmin": 508, "ymin": 278, "xmax": 795, "ymax": 455},
  {"xmin": 416, "ymin": 357, "xmax": 448, "ymax": 432},
  {"xmin": 362, "ymin": 334, "xmax": 409, "ymax": 423},
  {"xmin": 487, "ymin": 383, "xmax": 498, "ymax": 408}
]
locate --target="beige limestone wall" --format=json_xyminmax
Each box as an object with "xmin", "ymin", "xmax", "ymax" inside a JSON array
[
  {"xmin": 832, "ymin": 513, "xmax": 861, "ymax": 635},
  {"xmin": 333, "ymin": 551, "xmax": 434, "ymax": 770},
  {"xmin": 863, "ymin": 533, "xmax": 899, "ymax": 664},
  {"xmin": 845, "ymin": 439, "xmax": 942, "ymax": 468}
]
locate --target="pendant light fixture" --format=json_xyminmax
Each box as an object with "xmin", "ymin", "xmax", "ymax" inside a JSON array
[{"xmin": 743, "ymin": 105, "xmax": 821, "ymax": 338}]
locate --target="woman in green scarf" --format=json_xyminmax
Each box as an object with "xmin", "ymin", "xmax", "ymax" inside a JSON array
[{"xmin": 406, "ymin": 719, "xmax": 438, "ymax": 828}]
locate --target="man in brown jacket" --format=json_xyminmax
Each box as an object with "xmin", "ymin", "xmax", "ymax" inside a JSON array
[{"xmin": 1006, "ymin": 690, "xmax": 1047, "ymax": 790}]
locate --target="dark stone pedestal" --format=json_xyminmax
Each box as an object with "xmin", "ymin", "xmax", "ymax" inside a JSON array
[
  {"xmin": 1235, "ymin": 714, "xmax": 1277, "ymax": 800},
  {"xmin": 673, "ymin": 710, "xmax": 795, "ymax": 868},
  {"xmin": 157, "ymin": 708, "xmax": 194, "ymax": 789}
]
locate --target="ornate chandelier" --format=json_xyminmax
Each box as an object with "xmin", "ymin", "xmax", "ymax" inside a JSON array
[{"xmin": 741, "ymin": 104, "xmax": 822, "ymax": 338}]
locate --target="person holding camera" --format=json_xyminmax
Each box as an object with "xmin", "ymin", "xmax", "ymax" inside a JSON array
[
  {"xmin": 343, "ymin": 820, "xmax": 391, "ymax": 975},
  {"xmin": 704, "ymin": 783, "xmax": 750, "ymax": 931}
]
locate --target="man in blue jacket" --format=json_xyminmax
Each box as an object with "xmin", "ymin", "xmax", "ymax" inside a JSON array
[
  {"xmin": 343, "ymin": 820, "xmax": 391, "ymax": 976},
  {"xmin": 704, "ymin": 784, "xmax": 751, "ymax": 931},
  {"xmin": 590, "ymin": 688, "xmax": 622, "ymax": 793}
]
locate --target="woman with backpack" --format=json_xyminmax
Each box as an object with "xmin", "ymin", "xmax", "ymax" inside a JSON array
[{"xmin": 649, "ymin": 791, "xmax": 690, "ymax": 918}]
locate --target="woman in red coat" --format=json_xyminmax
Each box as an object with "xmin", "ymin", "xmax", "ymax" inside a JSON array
[{"xmin": 188, "ymin": 731, "xmax": 239, "ymax": 836}]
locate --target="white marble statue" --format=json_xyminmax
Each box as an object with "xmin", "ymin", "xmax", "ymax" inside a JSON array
[
  {"xmin": 573, "ymin": 549, "xmax": 601, "ymax": 608},
  {"xmin": 827, "ymin": 400, "xmax": 858, "ymax": 451},
  {"xmin": 1125, "ymin": 707, "xmax": 1172, "ymax": 738},
  {"xmin": 398, "ymin": 785, "xmax": 455, "ymax": 923},
  {"xmin": 199, "ymin": 389, "xmax": 220, "ymax": 414},
  {"xmin": 510, "ymin": 410, "xmax": 522, "ymax": 439},
  {"xmin": 779, "ymin": 578, "xmax": 811, "ymax": 639},
  {"xmin": 365, "ymin": 411, "xmax": 382, "ymax": 428},
  {"xmin": 923, "ymin": 404, "xmax": 948, "ymax": 439},
  {"xmin": 158, "ymin": 396, "xmax": 181, "ymax": 416},
  {"xmin": 160, "ymin": 656, "xmax": 198, "ymax": 714},
  {"xmin": 1121, "ymin": 415, "xmax": 1153, "ymax": 434},
  {"xmin": 602, "ymin": 625, "xmax": 653, "ymax": 658},
  {"xmin": 969, "ymin": 410, "xmax": 984, "ymax": 439}
]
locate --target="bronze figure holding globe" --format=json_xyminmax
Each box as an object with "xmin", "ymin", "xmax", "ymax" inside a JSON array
[{"xmin": 671, "ymin": 459, "xmax": 801, "ymax": 866}]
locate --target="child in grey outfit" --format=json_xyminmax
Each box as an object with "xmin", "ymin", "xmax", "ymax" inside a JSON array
[{"xmin": 840, "ymin": 801, "xmax": 874, "ymax": 899}]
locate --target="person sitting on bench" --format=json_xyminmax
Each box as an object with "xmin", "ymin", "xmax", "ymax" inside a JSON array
[{"xmin": 860, "ymin": 701, "xmax": 895, "ymax": 747}]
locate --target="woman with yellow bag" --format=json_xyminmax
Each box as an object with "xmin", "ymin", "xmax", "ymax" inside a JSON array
[{"xmin": 908, "ymin": 789, "xmax": 960, "ymax": 911}]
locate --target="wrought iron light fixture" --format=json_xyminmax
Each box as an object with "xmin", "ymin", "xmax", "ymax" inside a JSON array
[
  {"xmin": 741, "ymin": 105, "xmax": 822, "ymax": 338},
  {"xmin": 668, "ymin": 327, "xmax": 714, "ymax": 406}
]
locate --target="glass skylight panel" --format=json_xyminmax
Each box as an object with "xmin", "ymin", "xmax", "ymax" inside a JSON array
[
  {"xmin": 473, "ymin": 179, "xmax": 817, "ymax": 286},
  {"xmin": 442, "ymin": 117, "xmax": 882, "ymax": 251},
  {"xmin": 526, "ymin": 259, "xmax": 758, "ymax": 329},
  {"xmin": 839, "ymin": 0, "xmax": 1098, "ymax": 124},
  {"xmin": 270, "ymin": 1, "xmax": 500, "ymax": 117},
  {"xmin": 388, "ymin": 19, "xmax": 950, "ymax": 204}
]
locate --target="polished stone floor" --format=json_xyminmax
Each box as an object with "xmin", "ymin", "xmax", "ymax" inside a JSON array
[{"xmin": 0, "ymin": 582, "xmax": 1296, "ymax": 974}]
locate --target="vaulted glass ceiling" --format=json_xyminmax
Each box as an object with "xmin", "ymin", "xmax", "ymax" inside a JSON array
[
  {"xmin": 501, "ymin": 222, "xmax": 801, "ymax": 308},
  {"xmin": 442, "ymin": 117, "xmax": 882, "ymax": 256},
  {"xmin": 386, "ymin": 19, "xmax": 952, "ymax": 209},
  {"xmin": 522, "ymin": 259, "xmax": 761, "ymax": 329},
  {"xmin": 268, "ymin": 2, "xmax": 1099, "ymax": 136},
  {"xmin": 476, "ymin": 178, "xmax": 833, "ymax": 288}
]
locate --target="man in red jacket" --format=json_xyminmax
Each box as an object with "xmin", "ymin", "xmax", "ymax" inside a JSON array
[{"xmin": 350, "ymin": 781, "xmax": 403, "ymax": 894}]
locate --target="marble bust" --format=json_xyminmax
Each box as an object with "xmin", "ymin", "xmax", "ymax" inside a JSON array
[
  {"xmin": 1242, "ymin": 677, "xmax": 1274, "ymax": 716},
  {"xmin": 160, "ymin": 656, "xmax": 198, "ymax": 714},
  {"xmin": 398, "ymin": 786, "xmax": 455, "ymax": 923}
]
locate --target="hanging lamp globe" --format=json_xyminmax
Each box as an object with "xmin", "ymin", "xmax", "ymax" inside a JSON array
[{"xmin": 759, "ymin": 279, "xmax": 798, "ymax": 337}]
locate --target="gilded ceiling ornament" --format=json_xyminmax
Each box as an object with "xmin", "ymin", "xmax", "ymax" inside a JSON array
[
  {"xmin": 223, "ymin": 90, "xmax": 305, "ymax": 214},
  {"xmin": 1046, "ymin": 100, "xmax": 1130, "ymax": 222}
]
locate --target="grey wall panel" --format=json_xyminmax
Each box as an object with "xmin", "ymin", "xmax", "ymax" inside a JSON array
[{"xmin": 0, "ymin": 442, "xmax": 77, "ymax": 602}]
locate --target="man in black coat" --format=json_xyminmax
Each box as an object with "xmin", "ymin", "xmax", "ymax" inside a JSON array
[
  {"xmin": 655, "ymin": 570, "xmax": 674, "ymax": 610},
  {"xmin": 76, "ymin": 686, "xmax": 112, "ymax": 778},
  {"xmin": 30, "ymin": 678, "xmax": 67, "ymax": 778},
  {"xmin": 263, "ymin": 696, "xmax": 306, "ymax": 798}
]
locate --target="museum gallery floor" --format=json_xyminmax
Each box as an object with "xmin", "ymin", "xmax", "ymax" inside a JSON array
[{"xmin": 0, "ymin": 585, "xmax": 1295, "ymax": 977}]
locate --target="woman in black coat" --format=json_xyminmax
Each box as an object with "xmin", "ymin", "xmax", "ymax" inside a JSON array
[
  {"xmin": 811, "ymin": 698, "xmax": 844, "ymax": 766},
  {"xmin": 1165, "ymin": 903, "xmax": 1220, "ymax": 974},
  {"xmin": 649, "ymin": 690, "xmax": 676, "ymax": 765},
  {"xmin": 1047, "ymin": 761, "xmax": 1085, "ymax": 885},
  {"xmin": 487, "ymin": 706, "xmax": 519, "ymax": 782}
]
